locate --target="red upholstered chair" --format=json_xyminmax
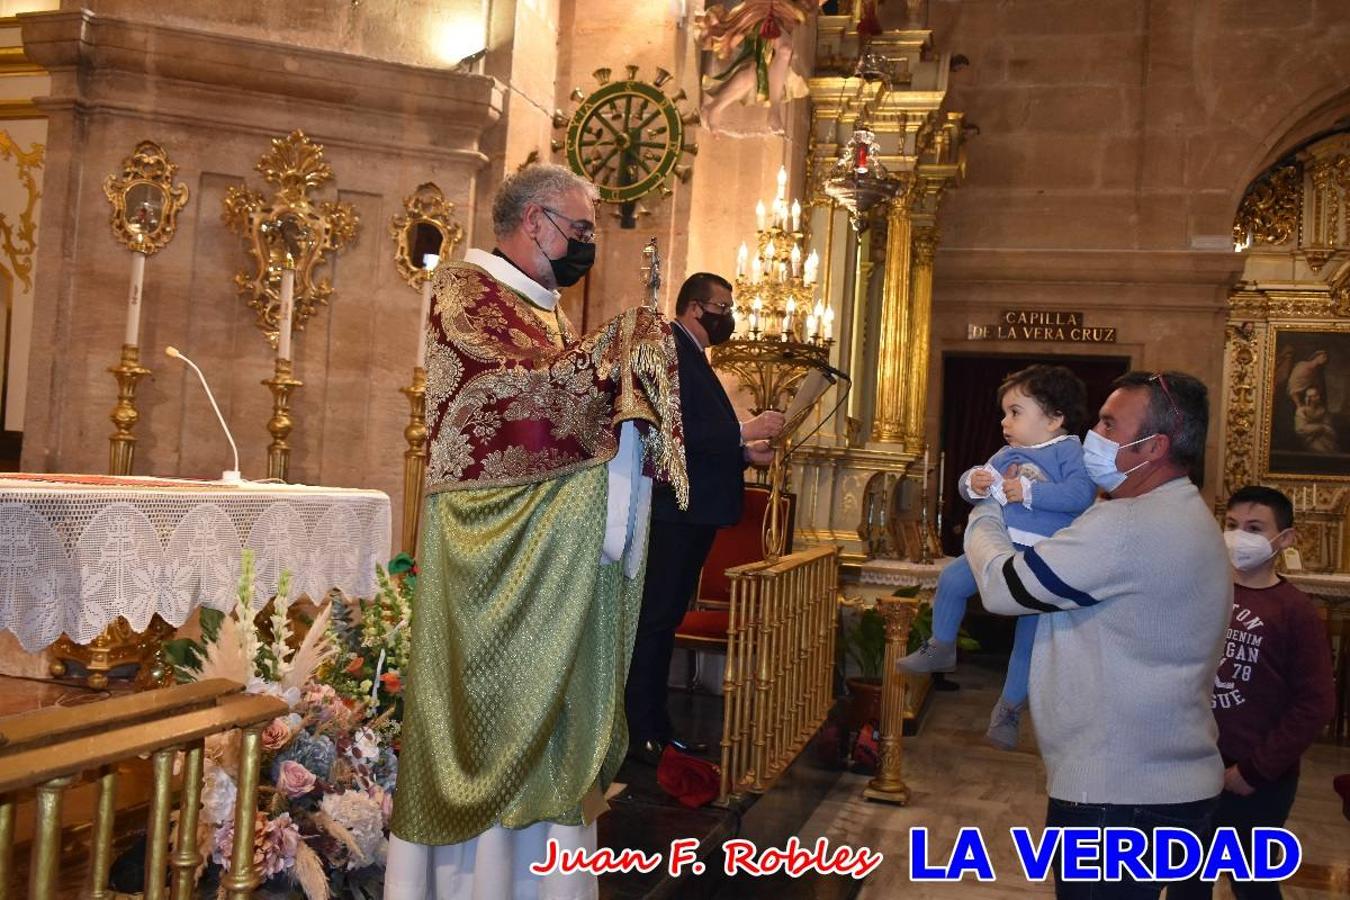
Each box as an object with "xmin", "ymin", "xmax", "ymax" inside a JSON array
[{"xmin": 672, "ymin": 485, "xmax": 796, "ymax": 661}]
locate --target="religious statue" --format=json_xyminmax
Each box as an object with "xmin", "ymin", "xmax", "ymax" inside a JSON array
[{"xmin": 697, "ymin": 0, "xmax": 829, "ymax": 133}]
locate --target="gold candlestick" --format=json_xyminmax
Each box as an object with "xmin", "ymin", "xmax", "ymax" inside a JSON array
[
  {"xmin": 863, "ymin": 593, "xmax": 920, "ymax": 804},
  {"xmin": 262, "ymin": 358, "xmax": 302, "ymax": 482},
  {"xmin": 108, "ymin": 344, "xmax": 151, "ymax": 476},
  {"xmin": 400, "ymin": 366, "xmax": 428, "ymax": 555}
]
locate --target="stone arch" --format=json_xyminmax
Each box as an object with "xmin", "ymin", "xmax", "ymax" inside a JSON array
[{"xmin": 1229, "ymin": 85, "xmax": 1350, "ymax": 217}]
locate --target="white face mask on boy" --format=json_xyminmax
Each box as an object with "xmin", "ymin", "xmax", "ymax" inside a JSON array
[
  {"xmin": 1082, "ymin": 429, "xmax": 1157, "ymax": 492},
  {"xmin": 1223, "ymin": 529, "xmax": 1285, "ymax": 572}
]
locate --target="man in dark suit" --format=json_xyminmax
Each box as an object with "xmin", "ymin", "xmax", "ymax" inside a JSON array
[{"xmin": 625, "ymin": 272, "xmax": 784, "ymax": 764}]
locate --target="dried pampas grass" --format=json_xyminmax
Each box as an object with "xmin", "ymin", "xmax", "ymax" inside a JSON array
[{"xmin": 292, "ymin": 840, "xmax": 331, "ymax": 900}]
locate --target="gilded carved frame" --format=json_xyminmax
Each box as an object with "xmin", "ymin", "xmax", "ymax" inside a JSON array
[
  {"xmin": 103, "ymin": 140, "xmax": 189, "ymax": 256},
  {"xmin": 388, "ymin": 183, "xmax": 463, "ymax": 288},
  {"xmin": 221, "ymin": 131, "xmax": 359, "ymax": 349},
  {"xmin": 1223, "ymin": 289, "xmax": 1350, "ymax": 571}
]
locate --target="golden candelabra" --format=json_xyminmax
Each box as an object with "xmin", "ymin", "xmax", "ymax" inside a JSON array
[
  {"xmin": 863, "ymin": 592, "xmax": 920, "ymax": 805},
  {"xmin": 712, "ymin": 166, "xmax": 835, "ymax": 560},
  {"xmin": 400, "ymin": 366, "xmax": 428, "ymax": 556},
  {"xmin": 263, "ymin": 357, "xmax": 302, "ymax": 482},
  {"xmin": 107, "ymin": 344, "xmax": 150, "ymax": 476}
]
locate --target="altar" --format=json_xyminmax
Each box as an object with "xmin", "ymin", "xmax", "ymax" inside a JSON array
[{"xmin": 0, "ymin": 473, "xmax": 391, "ymax": 685}]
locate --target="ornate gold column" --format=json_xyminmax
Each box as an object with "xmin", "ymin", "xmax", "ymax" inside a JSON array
[
  {"xmin": 863, "ymin": 593, "xmax": 918, "ymax": 804},
  {"xmin": 872, "ymin": 199, "xmax": 913, "ymax": 443},
  {"xmin": 901, "ymin": 226, "xmax": 939, "ymax": 453}
]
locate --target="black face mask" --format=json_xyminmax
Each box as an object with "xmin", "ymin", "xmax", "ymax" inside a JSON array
[
  {"xmin": 701, "ymin": 308, "xmax": 735, "ymax": 346},
  {"xmin": 536, "ymin": 211, "xmax": 595, "ymax": 287},
  {"xmin": 548, "ymin": 238, "xmax": 595, "ymax": 287}
]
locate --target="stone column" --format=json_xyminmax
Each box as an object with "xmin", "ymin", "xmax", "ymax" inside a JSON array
[{"xmin": 872, "ymin": 197, "xmax": 913, "ymax": 443}]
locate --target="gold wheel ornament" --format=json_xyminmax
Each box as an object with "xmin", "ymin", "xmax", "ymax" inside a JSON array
[
  {"xmin": 553, "ymin": 65, "xmax": 699, "ymax": 228},
  {"xmin": 221, "ymin": 130, "xmax": 359, "ymax": 349}
]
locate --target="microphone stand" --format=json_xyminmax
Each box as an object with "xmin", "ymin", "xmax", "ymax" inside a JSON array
[{"xmin": 108, "ymin": 343, "xmax": 151, "ymax": 476}]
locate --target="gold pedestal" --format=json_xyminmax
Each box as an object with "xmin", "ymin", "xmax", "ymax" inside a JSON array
[
  {"xmin": 48, "ymin": 615, "xmax": 176, "ymax": 690},
  {"xmin": 863, "ymin": 594, "xmax": 919, "ymax": 804},
  {"xmin": 400, "ymin": 366, "xmax": 428, "ymax": 556},
  {"xmin": 263, "ymin": 357, "xmax": 302, "ymax": 482},
  {"xmin": 107, "ymin": 344, "xmax": 150, "ymax": 476}
]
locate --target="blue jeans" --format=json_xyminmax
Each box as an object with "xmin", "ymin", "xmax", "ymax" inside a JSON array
[
  {"xmin": 1166, "ymin": 770, "xmax": 1299, "ymax": 900},
  {"xmin": 931, "ymin": 552, "xmax": 1035, "ymax": 705},
  {"xmin": 1047, "ymin": 795, "xmax": 1220, "ymax": 900}
]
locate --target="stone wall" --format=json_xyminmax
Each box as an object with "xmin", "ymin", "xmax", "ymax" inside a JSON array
[
  {"xmin": 18, "ymin": 11, "xmax": 501, "ymax": 549},
  {"xmin": 921, "ymin": 0, "xmax": 1350, "ymax": 496}
]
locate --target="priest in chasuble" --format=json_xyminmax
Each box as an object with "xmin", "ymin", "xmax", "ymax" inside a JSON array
[{"xmin": 386, "ymin": 164, "xmax": 688, "ymax": 900}]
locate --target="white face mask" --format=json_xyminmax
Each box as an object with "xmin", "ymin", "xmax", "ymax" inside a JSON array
[
  {"xmin": 1223, "ymin": 529, "xmax": 1284, "ymax": 572},
  {"xmin": 1082, "ymin": 429, "xmax": 1157, "ymax": 492}
]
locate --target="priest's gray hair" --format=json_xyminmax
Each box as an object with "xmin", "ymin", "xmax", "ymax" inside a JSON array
[{"xmin": 492, "ymin": 164, "xmax": 598, "ymax": 237}]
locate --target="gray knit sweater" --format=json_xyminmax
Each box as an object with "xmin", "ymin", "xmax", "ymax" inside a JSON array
[{"xmin": 964, "ymin": 477, "xmax": 1231, "ymax": 804}]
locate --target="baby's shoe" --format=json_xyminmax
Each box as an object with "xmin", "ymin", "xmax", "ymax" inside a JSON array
[
  {"xmin": 985, "ymin": 696, "xmax": 1026, "ymax": 750},
  {"xmin": 895, "ymin": 638, "xmax": 956, "ymax": 674}
]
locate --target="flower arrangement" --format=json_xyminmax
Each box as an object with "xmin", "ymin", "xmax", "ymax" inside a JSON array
[{"xmin": 168, "ymin": 550, "xmax": 412, "ymax": 900}]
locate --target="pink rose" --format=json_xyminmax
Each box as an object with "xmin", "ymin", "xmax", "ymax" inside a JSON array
[
  {"xmin": 275, "ymin": 760, "xmax": 317, "ymax": 798},
  {"xmin": 261, "ymin": 717, "xmax": 294, "ymax": 751}
]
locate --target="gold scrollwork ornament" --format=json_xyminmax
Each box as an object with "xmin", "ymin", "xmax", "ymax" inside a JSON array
[
  {"xmin": 389, "ymin": 182, "xmax": 464, "ymax": 287},
  {"xmin": 103, "ymin": 140, "xmax": 189, "ymax": 255},
  {"xmin": 222, "ymin": 130, "xmax": 359, "ymax": 349}
]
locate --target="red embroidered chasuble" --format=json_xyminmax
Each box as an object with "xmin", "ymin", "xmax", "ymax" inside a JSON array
[{"xmin": 424, "ymin": 260, "xmax": 688, "ymax": 506}]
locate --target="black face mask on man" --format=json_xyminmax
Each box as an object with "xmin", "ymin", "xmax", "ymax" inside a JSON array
[
  {"xmin": 535, "ymin": 210, "xmax": 595, "ymax": 287},
  {"xmin": 700, "ymin": 305, "xmax": 735, "ymax": 346}
]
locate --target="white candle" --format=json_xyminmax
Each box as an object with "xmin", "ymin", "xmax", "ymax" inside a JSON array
[
  {"xmin": 824, "ymin": 306, "xmax": 835, "ymax": 341},
  {"xmin": 791, "ymin": 199, "xmax": 801, "ymax": 233},
  {"xmin": 278, "ymin": 267, "xmax": 295, "ymax": 361},
  {"xmin": 736, "ymin": 243, "xmax": 748, "ymax": 278},
  {"xmin": 764, "ymin": 238, "xmax": 775, "ymax": 260},
  {"xmin": 776, "ymin": 165, "xmax": 787, "ymax": 201},
  {"xmin": 804, "ymin": 249, "xmax": 819, "ymax": 285},
  {"xmin": 124, "ymin": 251, "xmax": 146, "ymax": 347},
  {"xmin": 755, "ymin": 200, "xmax": 766, "ymax": 231},
  {"xmin": 806, "ymin": 313, "xmax": 817, "ymax": 339},
  {"xmin": 790, "ymin": 244, "xmax": 802, "ymax": 277},
  {"xmin": 415, "ymin": 254, "xmax": 440, "ymax": 369}
]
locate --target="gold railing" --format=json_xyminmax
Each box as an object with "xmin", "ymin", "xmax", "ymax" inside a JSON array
[
  {"xmin": 0, "ymin": 679, "xmax": 287, "ymax": 899},
  {"xmin": 720, "ymin": 545, "xmax": 839, "ymax": 801}
]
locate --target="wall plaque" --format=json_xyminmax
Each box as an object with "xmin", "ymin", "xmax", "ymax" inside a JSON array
[{"xmin": 967, "ymin": 310, "xmax": 1116, "ymax": 344}]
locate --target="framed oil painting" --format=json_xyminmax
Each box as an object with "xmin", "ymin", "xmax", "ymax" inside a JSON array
[{"xmin": 1265, "ymin": 326, "xmax": 1350, "ymax": 478}]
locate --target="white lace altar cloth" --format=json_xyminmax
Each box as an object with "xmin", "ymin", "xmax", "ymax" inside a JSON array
[{"xmin": 0, "ymin": 474, "xmax": 392, "ymax": 651}]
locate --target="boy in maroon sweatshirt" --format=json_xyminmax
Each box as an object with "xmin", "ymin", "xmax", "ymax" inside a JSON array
[{"xmin": 1171, "ymin": 485, "xmax": 1335, "ymax": 900}]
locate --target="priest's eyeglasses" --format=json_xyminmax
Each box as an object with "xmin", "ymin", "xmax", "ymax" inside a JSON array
[
  {"xmin": 699, "ymin": 300, "xmax": 733, "ymax": 314},
  {"xmin": 542, "ymin": 208, "xmax": 596, "ymax": 244}
]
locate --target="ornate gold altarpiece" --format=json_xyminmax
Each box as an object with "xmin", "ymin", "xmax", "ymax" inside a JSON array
[
  {"xmin": 1221, "ymin": 131, "xmax": 1350, "ymax": 575},
  {"xmin": 787, "ymin": 15, "xmax": 966, "ymax": 564}
]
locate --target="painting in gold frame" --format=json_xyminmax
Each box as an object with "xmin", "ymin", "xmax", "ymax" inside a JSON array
[{"xmin": 1262, "ymin": 323, "xmax": 1350, "ymax": 480}]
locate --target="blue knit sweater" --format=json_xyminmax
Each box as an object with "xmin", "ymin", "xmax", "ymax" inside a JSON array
[{"xmin": 957, "ymin": 435, "xmax": 1095, "ymax": 546}]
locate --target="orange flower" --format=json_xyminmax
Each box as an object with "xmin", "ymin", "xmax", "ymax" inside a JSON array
[
  {"xmin": 345, "ymin": 655, "xmax": 365, "ymax": 674},
  {"xmin": 380, "ymin": 671, "xmax": 403, "ymax": 694}
]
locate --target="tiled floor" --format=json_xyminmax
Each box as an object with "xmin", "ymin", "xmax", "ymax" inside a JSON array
[{"xmin": 798, "ymin": 658, "xmax": 1350, "ymax": 899}]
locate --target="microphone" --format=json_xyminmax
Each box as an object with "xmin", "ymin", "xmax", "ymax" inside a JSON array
[
  {"xmin": 165, "ymin": 346, "xmax": 242, "ymax": 484},
  {"xmin": 815, "ymin": 361, "xmax": 851, "ymax": 384}
]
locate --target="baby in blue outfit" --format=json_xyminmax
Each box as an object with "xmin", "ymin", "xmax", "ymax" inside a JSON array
[{"xmin": 897, "ymin": 364, "xmax": 1095, "ymax": 749}]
